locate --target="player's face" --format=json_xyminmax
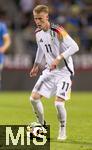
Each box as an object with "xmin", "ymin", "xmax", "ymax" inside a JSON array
[{"xmin": 33, "ymin": 12, "xmax": 49, "ymax": 30}]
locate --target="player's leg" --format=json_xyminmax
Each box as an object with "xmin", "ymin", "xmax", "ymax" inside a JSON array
[
  {"xmin": 55, "ymin": 97, "xmax": 67, "ymax": 140},
  {"xmin": 30, "ymin": 70, "xmax": 55, "ymax": 126},
  {"xmin": 30, "ymin": 92, "xmax": 45, "ymax": 125},
  {"xmin": 55, "ymin": 77, "xmax": 72, "ymax": 140}
]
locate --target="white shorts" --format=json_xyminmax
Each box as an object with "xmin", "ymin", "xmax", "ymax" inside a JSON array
[{"xmin": 32, "ymin": 69, "xmax": 72, "ymax": 100}]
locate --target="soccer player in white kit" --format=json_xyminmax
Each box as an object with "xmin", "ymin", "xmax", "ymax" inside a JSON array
[{"xmin": 30, "ymin": 5, "xmax": 79, "ymax": 140}]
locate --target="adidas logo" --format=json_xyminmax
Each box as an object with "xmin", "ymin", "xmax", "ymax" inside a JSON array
[
  {"xmin": 60, "ymin": 92, "xmax": 65, "ymax": 96},
  {"xmin": 40, "ymin": 38, "xmax": 43, "ymax": 42}
]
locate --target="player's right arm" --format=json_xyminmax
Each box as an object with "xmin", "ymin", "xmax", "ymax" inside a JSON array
[
  {"xmin": 30, "ymin": 43, "xmax": 45, "ymax": 77},
  {"xmin": 30, "ymin": 29, "xmax": 46, "ymax": 77},
  {"xmin": 30, "ymin": 63, "xmax": 39, "ymax": 77}
]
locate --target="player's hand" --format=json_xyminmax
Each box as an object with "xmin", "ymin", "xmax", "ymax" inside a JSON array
[
  {"xmin": 50, "ymin": 59, "xmax": 59, "ymax": 71},
  {"xmin": 30, "ymin": 66, "xmax": 39, "ymax": 77},
  {"xmin": 50, "ymin": 55, "xmax": 63, "ymax": 71}
]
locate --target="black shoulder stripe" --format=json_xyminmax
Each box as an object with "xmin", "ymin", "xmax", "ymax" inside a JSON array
[{"xmin": 51, "ymin": 27, "xmax": 60, "ymax": 34}]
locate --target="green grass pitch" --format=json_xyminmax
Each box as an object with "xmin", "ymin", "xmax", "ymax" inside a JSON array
[{"xmin": 0, "ymin": 92, "xmax": 92, "ymax": 150}]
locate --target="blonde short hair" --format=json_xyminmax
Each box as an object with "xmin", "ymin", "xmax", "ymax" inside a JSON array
[{"xmin": 33, "ymin": 5, "xmax": 49, "ymax": 14}]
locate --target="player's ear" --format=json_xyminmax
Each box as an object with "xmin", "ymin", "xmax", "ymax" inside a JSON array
[{"xmin": 46, "ymin": 14, "xmax": 49, "ymax": 20}]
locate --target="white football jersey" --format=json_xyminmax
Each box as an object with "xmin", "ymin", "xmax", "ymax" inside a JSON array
[{"xmin": 34, "ymin": 24, "xmax": 79, "ymax": 78}]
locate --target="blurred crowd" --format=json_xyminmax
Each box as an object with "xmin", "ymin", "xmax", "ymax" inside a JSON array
[{"xmin": 0, "ymin": 0, "xmax": 92, "ymax": 63}]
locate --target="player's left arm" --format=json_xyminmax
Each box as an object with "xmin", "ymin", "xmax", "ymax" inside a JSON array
[
  {"xmin": 0, "ymin": 34, "xmax": 11, "ymax": 53},
  {"xmin": 0, "ymin": 24, "xmax": 11, "ymax": 53},
  {"xmin": 50, "ymin": 27, "xmax": 79, "ymax": 70}
]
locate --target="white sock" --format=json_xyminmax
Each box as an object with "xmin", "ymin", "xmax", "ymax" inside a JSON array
[
  {"xmin": 55, "ymin": 101, "xmax": 67, "ymax": 133},
  {"xmin": 30, "ymin": 97, "xmax": 44, "ymax": 125}
]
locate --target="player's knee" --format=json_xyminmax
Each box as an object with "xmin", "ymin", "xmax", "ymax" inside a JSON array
[
  {"xmin": 30, "ymin": 92, "xmax": 41, "ymax": 101},
  {"xmin": 55, "ymin": 97, "xmax": 65, "ymax": 107},
  {"xmin": 55, "ymin": 96, "xmax": 65, "ymax": 102}
]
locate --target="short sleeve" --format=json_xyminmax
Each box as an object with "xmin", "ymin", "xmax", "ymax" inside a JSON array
[{"xmin": 1, "ymin": 23, "xmax": 8, "ymax": 36}]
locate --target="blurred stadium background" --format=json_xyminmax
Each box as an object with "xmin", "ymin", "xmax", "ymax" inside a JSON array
[
  {"xmin": 0, "ymin": 1, "xmax": 92, "ymax": 149},
  {"xmin": 0, "ymin": 0, "xmax": 92, "ymax": 91}
]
